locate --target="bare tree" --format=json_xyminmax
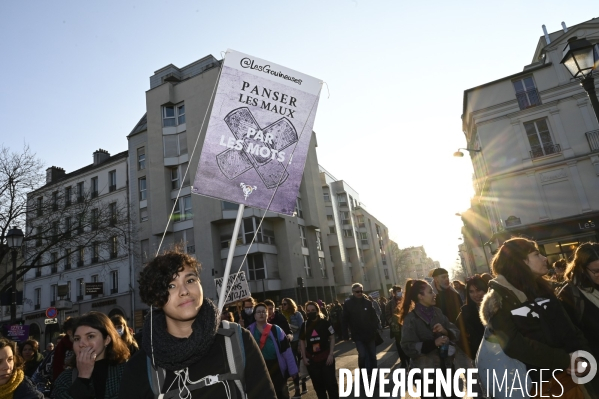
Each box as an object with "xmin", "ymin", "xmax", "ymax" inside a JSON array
[{"xmin": 0, "ymin": 144, "xmax": 131, "ymax": 293}]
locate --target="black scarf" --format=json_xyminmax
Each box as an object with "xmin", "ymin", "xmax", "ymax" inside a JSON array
[{"xmin": 142, "ymin": 298, "xmax": 219, "ymax": 371}]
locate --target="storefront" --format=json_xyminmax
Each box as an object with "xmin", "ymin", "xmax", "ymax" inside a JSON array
[{"xmin": 499, "ymin": 212, "xmax": 599, "ymax": 264}]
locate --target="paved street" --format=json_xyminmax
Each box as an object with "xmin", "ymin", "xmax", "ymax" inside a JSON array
[{"xmin": 288, "ymin": 328, "xmax": 477, "ymax": 399}]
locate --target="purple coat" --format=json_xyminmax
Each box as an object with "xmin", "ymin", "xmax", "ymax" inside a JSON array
[{"xmin": 248, "ymin": 323, "xmax": 298, "ymax": 377}]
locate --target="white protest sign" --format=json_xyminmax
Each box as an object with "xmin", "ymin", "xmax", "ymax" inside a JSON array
[
  {"xmin": 193, "ymin": 49, "xmax": 322, "ymax": 215},
  {"xmin": 369, "ymin": 291, "xmax": 380, "ymax": 299},
  {"xmin": 214, "ymin": 271, "xmax": 251, "ymax": 306}
]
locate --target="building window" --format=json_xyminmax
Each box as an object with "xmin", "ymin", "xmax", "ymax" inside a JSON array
[
  {"xmin": 384, "ymin": 268, "xmax": 390, "ymax": 279},
  {"xmin": 513, "ymin": 77, "xmax": 541, "ymax": 110},
  {"xmin": 173, "ymin": 195, "xmax": 193, "ymax": 222},
  {"xmin": 65, "ymin": 248, "xmax": 72, "ymax": 269},
  {"xmin": 382, "ymin": 253, "xmax": 387, "ymax": 265},
  {"xmin": 91, "ymin": 208, "xmax": 98, "ymax": 231},
  {"xmin": 326, "ymin": 215, "xmax": 334, "ymax": 221},
  {"xmin": 36, "ymin": 197, "xmax": 43, "ymax": 216},
  {"xmin": 171, "ymin": 167, "xmax": 180, "ymax": 190},
  {"xmin": 65, "ymin": 186, "xmax": 72, "ymax": 206},
  {"xmin": 164, "ymin": 132, "xmax": 188, "ymax": 157},
  {"xmin": 52, "ymin": 191, "xmax": 58, "ymax": 211},
  {"xmin": 323, "ymin": 192, "xmax": 330, "ymax": 202},
  {"xmin": 137, "ymin": 147, "xmax": 146, "ymax": 170},
  {"xmin": 110, "ymin": 270, "xmax": 118, "ymax": 294},
  {"xmin": 329, "ymin": 226, "xmax": 336, "ymax": 234},
  {"xmin": 92, "ymin": 243, "xmax": 99, "ymax": 263},
  {"xmin": 110, "ymin": 236, "xmax": 118, "ymax": 258},
  {"xmin": 66, "ymin": 281, "xmax": 71, "ymax": 300},
  {"xmin": 319, "ymin": 257, "xmax": 327, "ymax": 277},
  {"xmin": 77, "ymin": 212, "xmax": 84, "ymax": 234},
  {"xmin": 343, "ymin": 229, "xmax": 353, "ymax": 238},
  {"xmin": 337, "ymin": 193, "xmax": 347, "ymax": 207},
  {"xmin": 92, "ymin": 275, "xmax": 99, "ymax": 283},
  {"xmin": 524, "ymin": 118, "xmax": 559, "ymax": 158},
  {"xmin": 299, "ymin": 225, "xmax": 307, "ymax": 248},
  {"xmin": 247, "ymin": 254, "xmax": 266, "ymax": 280},
  {"xmin": 163, "ymin": 103, "xmax": 185, "ymax": 127},
  {"xmin": 91, "ymin": 177, "xmax": 98, "ymax": 197},
  {"xmin": 360, "ymin": 232, "xmax": 368, "ymax": 246},
  {"xmin": 140, "ymin": 207, "xmax": 148, "ymax": 222},
  {"xmin": 51, "ymin": 252, "xmax": 58, "ymax": 273},
  {"xmin": 52, "ymin": 284, "xmax": 59, "ymax": 302},
  {"xmin": 375, "ymin": 224, "xmax": 381, "ymax": 237},
  {"xmin": 78, "ymin": 246, "xmax": 85, "ymax": 267},
  {"xmin": 303, "ymin": 255, "xmax": 312, "ymax": 277},
  {"xmin": 35, "ymin": 226, "xmax": 42, "ymax": 247},
  {"xmin": 77, "ymin": 182, "xmax": 84, "ymax": 202},
  {"xmin": 109, "ymin": 202, "xmax": 117, "ymax": 226},
  {"xmin": 34, "ymin": 288, "xmax": 41, "ymax": 309},
  {"xmin": 315, "ymin": 230, "xmax": 322, "ymax": 251},
  {"xmin": 109, "ymin": 170, "xmax": 116, "ymax": 192},
  {"xmin": 295, "ymin": 198, "xmax": 303, "ymax": 218},
  {"xmin": 174, "ymin": 228, "xmax": 195, "ymax": 254},
  {"xmin": 139, "ymin": 177, "xmax": 147, "ymax": 201},
  {"xmin": 340, "ymin": 211, "xmax": 350, "ymax": 225},
  {"xmin": 362, "ymin": 267, "xmax": 367, "ymax": 281},
  {"xmin": 357, "ymin": 215, "xmax": 365, "ymax": 228},
  {"xmin": 77, "ymin": 278, "xmax": 84, "ymax": 300},
  {"xmin": 51, "ymin": 221, "xmax": 59, "ymax": 242}
]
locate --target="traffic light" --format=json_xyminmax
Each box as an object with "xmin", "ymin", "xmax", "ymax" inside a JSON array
[{"xmin": 297, "ymin": 277, "xmax": 304, "ymax": 288}]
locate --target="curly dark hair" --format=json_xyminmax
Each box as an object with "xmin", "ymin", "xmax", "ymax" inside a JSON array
[
  {"xmin": 68, "ymin": 312, "xmax": 130, "ymax": 367},
  {"xmin": 491, "ymin": 237, "xmax": 553, "ymax": 300},
  {"xmin": 139, "ymin": 249, "xmax": 201, "ymax": 307},
  {"xmin": 0, "ymin": 338, "xmax": 24, "ymax": 372},
  {"xmin": 464, "ymin": 274, "xmax": 488, "ymax": 305}
]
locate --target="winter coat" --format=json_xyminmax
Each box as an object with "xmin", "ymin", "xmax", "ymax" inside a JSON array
[
  {"xmin": 385, "ymin": 298, "xmax": 400, "ymax": 325},
  {"xmin": 269, "ymin": 311, "xmax": 292, "ymax": 335},
  {"xmin": 400, "ymin": 306, "xmax": 460, "ymax": 369},
  {"xmin": 479, "ymin": 275, "xmax": 589, "ymax": 376},
  {"xmin": 24, "ymin": 352, "xmax": 44, "ymax": 378},
  {"xmin": 342, "ymin": 296, "xmax": 380, "ymax": 342},
  {"xmin": 52, "ymin": 334, "xmax": 74, "ymax": 381},
  {"xmin": 13, "ymin": 376, "xmax": 44, "ymax": 399},
  {"xmin": 248, "ymin": 323, "xmax": 298, "ymax": 378},
  {"xmin": 431, "ymin": 283, "xmax": 463, "ymax": 323},
  {"xmin": 53, "ymin": 362, "xmax": 126, "ymax": 399},
  {"xmin": 556, "ymin": 281, "xmax": 599, "ymax": 393},
  {"xmin": 455, "ymin": 302, "xmax": 484, "ymax": 360}
]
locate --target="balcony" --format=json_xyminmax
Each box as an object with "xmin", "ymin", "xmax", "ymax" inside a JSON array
[
  {"xmin": 34, "ymin": 304, "xmax": 40, "ymax": 310},
  {"xmin": 109, "ymin": 185, "xmax": 116, "ymax": 192},
  {"xmin": 91, "ymin": 191, "xmax": 98, "ymax": 199},
  {"xmin": 65, "ymin": 263, "xmax": 71, "ymax": 270},
  {"xmin": 77, "ymin": 260, "xmax": 84, "ymax": 267},
  {"xmin": 91, "ymin": 257, "xmax": 99, "ymax": 264},
  {"xmin": 110, "ymin": 252, "xmax": 117, "ymax": 259},
  {"xmin": 585, "ymin": 130, "xmax": 599, "ymax": 153},
  {"xmin": 530, "ymin": 143, "xmax": 561, "ymax": 159},
  {"xmin": 77, "ymin": 295, "xmax": 83, "ymax": 301}
]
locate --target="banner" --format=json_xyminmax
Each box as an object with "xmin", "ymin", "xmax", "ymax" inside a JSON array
[
  {"xmin": 193, "ymin": 49, "xmax": 322, "ymax": 215},
  {"xmin": 214, "ymin": 271, "xmax": 251, "ymax": 306},
  {"xmin": 7, "ymin": 325, "xmax": 29, "ymax": 342}
]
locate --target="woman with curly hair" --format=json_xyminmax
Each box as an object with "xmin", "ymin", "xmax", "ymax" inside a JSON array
[
  {"xmin": 0, "ymin": 338, "xmax": 43, "ymax": 399},
  {"xmin": 52, "ymin": 312, "xmax": 129, "ymax": 399},
  {"xmin": 118, "ymin": 248, "xmax": 276, "ymax": 399},
  {"xmin": 556, "ymin": 242, "xmax": 599, "ymax": 394},
  {"xmin": 20, "ymin": 339, "xmax": 44, "ymax": 378},
  {"xmin": 110, "ymin": 315, "xmax": 138, "ymax": 357},
  {"xmin": 478, "ymin": 237, "xmax": 592, "ymax": 397}
]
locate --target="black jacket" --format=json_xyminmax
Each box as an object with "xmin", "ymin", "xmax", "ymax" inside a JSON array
[
  {"xmin": 455, "ymin": 302, "xmax": 484, "ymax": 360},
  {"xmin": 342, "ymin": 296, "xmax": 380, "ymax": 342},
  {"xmin": 14, "ymin": 376, "xmax": 44, "ymax": 399},
  {"xmin": 434, "ymin": 285, "xmax": 463, "ymax": 323},
  {"xmin": 118, "ymin": 327, "xmax": 276, "ymax": 399},
  {"xmin": 269, "ymin": 311, "xmax": 292, "ymax": 335}
]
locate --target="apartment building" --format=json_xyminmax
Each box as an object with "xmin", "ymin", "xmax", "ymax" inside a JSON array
[
  {"xmin": 461, "ymin": 18, "xmax": 599, "ymax": 264},
  {"xmin": 23, "ymin": 150, "xmax": 133, "ymax": 345},
  {"xmin": 319, "ymin": 166, "xmax": 398, "ymax": 297},
  {"xmin": 394, "ymin": 246, "xmax": 439, "ymax": 282},
  {"xmin": 127, "ymin": 55, "xmax": 338, "ymax": 320}
]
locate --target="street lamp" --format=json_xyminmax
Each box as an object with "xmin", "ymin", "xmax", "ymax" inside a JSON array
[
  {"xmin": 453, "ymin": 148, "xmax": 481, "ymax": 157},
  {"xmin": 6, "ymin": 226, "xmax": 24, "ymax": 324},
  {"xmin": 560, "ymin": 37, "xmax": 599, "ymax": 122}
]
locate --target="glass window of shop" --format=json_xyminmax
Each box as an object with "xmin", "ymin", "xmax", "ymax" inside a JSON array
[{"xmin": 540, "ymin": 234, "xmax": 597, "ymax": 265}]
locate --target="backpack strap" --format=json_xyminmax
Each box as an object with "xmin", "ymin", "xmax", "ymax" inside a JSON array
[
  {"xmin": 146, "ymin": 357, "xmax": 167, "ymax": 398},
  {"xmin": 219, "ymin": 320, "xmax": 247, "ymax": 399}
]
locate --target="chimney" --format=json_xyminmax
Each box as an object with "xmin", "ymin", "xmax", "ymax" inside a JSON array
[
  {"xmin": 93, "ymin": 149, "xmax": 111, "ymax": 165},
  {"xmin": 46, "ymin": 166, "xmax": 66, "ymax": 184}
]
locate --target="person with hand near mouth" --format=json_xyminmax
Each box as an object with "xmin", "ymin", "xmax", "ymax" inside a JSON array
[
  {"xmin": 52, "ymin": 312, "xmax": 129, "ymax": 399},
  {"xmin": 0, "ymin": 338, "xmax": 43, "ymax": 399}
]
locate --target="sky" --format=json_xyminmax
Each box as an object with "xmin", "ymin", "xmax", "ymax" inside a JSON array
[{"xmin": 0, "ymin": 1, "xmax": 594, "ymax": 274}]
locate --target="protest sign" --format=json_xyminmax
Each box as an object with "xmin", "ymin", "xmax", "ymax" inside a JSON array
[
  {"xmin": 214, "ymin": 271, "xmax": 251, "ymax": 306},
  {"xmin": 193, "ymin": 49, "xmax": 322, "ymax": 215},
  {"xmin": 6, "ymin": 325, "xmax": 29, "ymax": 342},
  {"xmin": 369, "ymin": 291, "xmax": 380, "ymax": 299}
]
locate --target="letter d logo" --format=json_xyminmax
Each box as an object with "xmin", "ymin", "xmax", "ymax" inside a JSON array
[{"xmin": 570, "ymin": 350, "xmax": 597, "ymax": 385}]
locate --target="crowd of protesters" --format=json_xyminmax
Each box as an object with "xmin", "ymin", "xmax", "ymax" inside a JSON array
[{"xmin": 2, "ymin": 238, "xmax": 597, "ymax": 398}]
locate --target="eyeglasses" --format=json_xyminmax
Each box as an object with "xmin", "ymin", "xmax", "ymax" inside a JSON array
[
  {"xmin": 353, "ymin": 290, "xmax": 363, "ymax": 294},
  {"xmin": 255, "ymin": 311, "xmax": 267, "ymax": 314}
]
